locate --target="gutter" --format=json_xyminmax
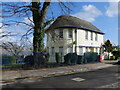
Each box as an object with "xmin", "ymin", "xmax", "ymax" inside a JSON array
[{"xmin": 55, "ymin": 26, "xmax": 105, "ymax": 35}]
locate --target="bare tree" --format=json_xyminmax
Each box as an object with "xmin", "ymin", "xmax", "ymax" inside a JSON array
[
  {"xmin": 1, "ymin": 0, "xmax": 73, "ymax": 68},
  {"xmin": 1, "ymin": 42, "xmax": 25, "ymax": 63}
]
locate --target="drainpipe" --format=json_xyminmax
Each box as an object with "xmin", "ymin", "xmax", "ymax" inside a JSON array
[
  {"xmin": 72, "ymin": 30, "xmax": 73, "ymax": 53},
  {"xmin": 75, "ymin": 28, "xmax": 77, "ymax": 53}
]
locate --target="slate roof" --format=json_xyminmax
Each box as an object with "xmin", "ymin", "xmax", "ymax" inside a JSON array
[{"xmin": 46, "ymin": 15, "xmax": 104, "ymax": 34}]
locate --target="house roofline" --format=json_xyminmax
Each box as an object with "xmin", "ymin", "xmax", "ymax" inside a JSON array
[
  {"xmin": 46, "ymin": 26, "xmax": 105, "ymax": 35},
  {"xmin": 57, "ymin": 26, "xmax": 105, "ymax": 34}
]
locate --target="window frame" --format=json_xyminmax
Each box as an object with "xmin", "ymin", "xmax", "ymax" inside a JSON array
[
  {"xmin": 67, "ymin": 47, "xmax": 73, "ymax": 53},
  {"xmin": 85, "ymin": 31, "xmax": 88, "ymax": 40},
  {"xmin": 91, "ymin": 32, "xmax": 93, "ymax": 40},
  {"xmin": 59, "ymin": 46, "xmax": 63, "ymax": 56},
  {"xmin": 51, "ymin": 31, "xmax": 55, "ymax": 40},
  {"xmin": 51, "ymin": 47, "xmax": 55, "ymax": 56},
  {"xmin": 68, "ymin": 29, "xmax": 73, "ymax": 39},
  {"xmin": 79, "ymin": 47, "xmax": 83, "ymax": 55},
  {"xmin": 86, "ymin": 47, "xmax": 88, "ymax": 52},
  {"xmin": 59, "ymin": 29, "xmax": 63, "ymax": 39},
  {"xmin": 95, "ymin": 33, "xmax": 98, "ymax": 41},
  {"xmin": 96, "ymin": 48, "xmax": 98, "ymax": 52}
]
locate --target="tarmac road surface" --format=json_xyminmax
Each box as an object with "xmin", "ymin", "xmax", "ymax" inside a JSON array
[{"xmin": 2, "ymin": 65, "xmax": 120, "ymax": 89}]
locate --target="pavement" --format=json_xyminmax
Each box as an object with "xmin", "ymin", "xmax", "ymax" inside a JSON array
[
  {"xmin": 2, "ymin": 64, "xmax": 120, "ymax": 88},
  {"xmin": 0, "ymin": 60, "xmax": 118, "ymax": 83}
]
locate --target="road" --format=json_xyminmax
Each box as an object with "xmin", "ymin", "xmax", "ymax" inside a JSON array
[{"xmin": 2, "ymin": 65, "xmax": 120, "ymax": 89}]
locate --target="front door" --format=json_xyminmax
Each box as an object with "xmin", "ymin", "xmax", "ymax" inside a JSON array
[{"xmin": 89, "ymin": 47, "xmax": 94, "ymax": 52}]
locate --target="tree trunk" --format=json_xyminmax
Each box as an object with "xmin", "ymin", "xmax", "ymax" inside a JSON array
[{"xmin": 31, "ymin": 1, "xmax": 51, "ymax": 68}]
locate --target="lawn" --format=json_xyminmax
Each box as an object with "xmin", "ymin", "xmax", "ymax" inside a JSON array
[{"xmin": 1, "ymin": 63, "xmax": 25, "ymax": 70}]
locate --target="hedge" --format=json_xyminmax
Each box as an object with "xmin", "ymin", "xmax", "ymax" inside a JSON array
[{"xmin": 1, "ymin": 55, "xmax": 16, "ymax": 65}]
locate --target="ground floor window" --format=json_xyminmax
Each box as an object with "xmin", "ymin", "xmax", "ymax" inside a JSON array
[
  {"xmin": 79, "ymin": 47, "xmax": 83, "ymax": 55},
  {"xmin": 67, "ymin": 47, "xmax": 73, "ymax": 53},
  {"xmin": 51, "ymin": 47, "xmax": 55, "ymax": 56},
  {"xmin": 86, "ymin": 47, "xmax": 89, "ymax": 52},
  {"xmin": 96, "ymin": 48, "xmax": 98, "ymax": 53},
  {"xmin": 59, "ymin": 46, "xmax": 63, "ymax": 56},
  {"xmin": 47, "ymin": 47, "xmax": 49, "ymax": 53}
]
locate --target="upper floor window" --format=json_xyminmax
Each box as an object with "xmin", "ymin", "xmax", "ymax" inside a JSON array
[
  {"xmin": 51, "ymin": 31, "xmax": 55, "ymax": 40},
  {"xmin": 85, "ymin": 31, "xmax": 88, "ymax": 40},
  {"xmin": 91, "ymin": 32, "xmax": 93, "ymax": 40},
  {"xmin": 59, "ymin": 29, "xmax": 63, "ymax": 38},
  {"xmin": 95, "ymin": 33, "xmax": 98, "ymax": 41},
  {"xmin": 68, "ymin": 29, "xmax": 72, "ymax": 38}
]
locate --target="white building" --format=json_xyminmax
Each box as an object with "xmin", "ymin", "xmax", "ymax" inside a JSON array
[{"xmin": 46, "ymin": 15, "xmax": 104, "ymax": 62}]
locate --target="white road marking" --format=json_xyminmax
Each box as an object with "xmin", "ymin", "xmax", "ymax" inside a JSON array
[{"xmin": 71, "ymin": 77, "xmax": 85, "ymax": 82}]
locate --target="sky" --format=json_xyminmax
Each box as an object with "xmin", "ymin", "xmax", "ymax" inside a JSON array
[
  {"xmin": 71, "ymin": 2, "xmax": 118, "ymax": 45},
  {"xmin": 48, "ymin": 1, "xmax": 118, "ymax": 45},
  {"xmin": 0, "ymin": 0, "xmax": 119, "ymax": 46}
]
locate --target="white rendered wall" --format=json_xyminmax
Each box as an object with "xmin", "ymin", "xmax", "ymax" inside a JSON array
[
  {"xmin": 46, "ymin": 28, "xmax": 104, "ymax": 62},
  {"xmin": 77, "ymin": 29, "xmax": 104, "ymax": 47}
]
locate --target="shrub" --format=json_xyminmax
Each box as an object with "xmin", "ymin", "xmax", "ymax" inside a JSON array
[
  {"xmin": 2, "ymin": 55, "xmax": 16, "ymax": 65},
  {"xmin": 77, "ymin": 55, "xmax": 84, "ymax": 64},
  {"xmin": 24, "ymin": 55, "xmax": 34, "ymax": 66},
  {"xmin": 110, "ymin": 56, "xmax": 116, "ymax": 60},
  {"xmin": 64, "ymin": 53, "xmax": 72, "ymax": 64},
  {"xmin": 24, "ymin": 53, "xmax": 49, "ymax": 68},
  {"xmin": 112, "ymin": 51, "xmax": 120, "ymax": 59},
  {"xmin": 64, "ymin": 53, "xmax": 78, "ymax": 65},
  {"xmin": 70, "ymin": 53, "xmax": 78, "ymax": 64},
  {"xmin": 84, "ymin": 52, "xmax": 98, "ymax": 63},
  {"xmin": 44, "ymin": 53, "xmax": 49, "ymax": 63},
  {"xmin": 55, "ymin": 53, "xmax": 62, "ymax": 64}
]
